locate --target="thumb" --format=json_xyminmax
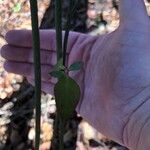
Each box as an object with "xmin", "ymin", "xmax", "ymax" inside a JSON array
[{"xmin": 119, "ymin": 0, "xmax": 149, "ymax": 28}]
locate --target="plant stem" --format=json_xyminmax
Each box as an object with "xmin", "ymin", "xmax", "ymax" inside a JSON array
[
  {"xmin": 59, "ymin": 118, "xmax": 65, "ymax": 150},
  {"xmin": 51, "ymin": 113, "xmax": 59, "ymax": 150},
  {"xmin": 29, "ymin": 1, "xmax": 41, "ymax": 150},
  {"xmin": 62, "ymin": 2, "xmax": 71, "ymax": 66},
  {"xmin": 55, "ymin": 0, "xmax": 64, "ymax": 149},
  {"xmin": 55, "ymin": 0, "xmax": 63, "ymax": 61}
]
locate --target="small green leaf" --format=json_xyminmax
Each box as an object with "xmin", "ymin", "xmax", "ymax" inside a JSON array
[
  {"xmin": 54, "ymin": 75, "xmax": 80, "ymax": 121},
  {"xmin": 54, "ymin": 58, "xmax": 65, "ymax": 71},
  {"xmin": 69, "ymin": 61, "xmax": 84, "ymax": 71},
  {"xmin": 49, "ymin": 70, "xmax": 65, "ymax": 78},
  {"xmin": 12, "ymin": 3, "xmax": 21, "ymax": 13}
]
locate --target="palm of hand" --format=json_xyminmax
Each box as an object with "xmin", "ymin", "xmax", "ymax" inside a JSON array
[
  {"xmin": 1, "ymin": 0, "xmax": 150, "ymax": 149},
  {"xmin": 78, "ymin": 27, "xmax": 150, "ymax": 148}
]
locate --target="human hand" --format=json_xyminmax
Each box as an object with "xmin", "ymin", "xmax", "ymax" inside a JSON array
[{"xmin": 1, "ymin": 0, "xmax": 150, "ymax": 149}]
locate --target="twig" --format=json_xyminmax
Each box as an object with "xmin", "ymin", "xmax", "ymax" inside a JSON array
[{"xmin": 55, "ymin": 0, "xmax": 63, "ymax": 61}]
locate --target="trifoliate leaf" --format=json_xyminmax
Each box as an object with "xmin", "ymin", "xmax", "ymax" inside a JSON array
[
  {"xmin": 54, "ymin": 75, "xmax": 80, "ymax": 121},
  {"xmin": 69, "ymin": 61, "xmax": 84, "ymax": 71}
]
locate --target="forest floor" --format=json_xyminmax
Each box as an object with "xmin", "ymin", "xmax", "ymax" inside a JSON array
[{"xmin": 0, "ymin": 0, "xmax": 150, "ymax": 150}]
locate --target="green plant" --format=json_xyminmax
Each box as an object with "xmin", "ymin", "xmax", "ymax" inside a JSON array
[
  {"xmin": 29, "ymin": 0, "xmax": 83, "ymax": 149},
  {"xmin": 12, "ymin": 3, "xmax": 21, "ymax": 13}
]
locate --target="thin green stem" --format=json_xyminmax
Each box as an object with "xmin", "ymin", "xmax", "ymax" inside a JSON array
[
  {"xmin": 59, "ymin": 118, "xmax": 65, "ymax": 150},
  {"xmin": 55, "ymin": 0, "xmax": 64, "ymax": 149},
  {"xmin": 63, "ymin": 0, "xmax": 72, "ymax": 66},
  {"xmin": 51, "ymin": 113, "xmax": 59, "ymax": 150},
  {"xmin": 63, "ymin": 0, "xmax": 78, "ymax": 66},
  {"xmin": 55, "ymin": 0, "xmax": 63, "ymax": 61},
  {"xmin": 29, "ymin": 1, "xmax": 41, "ymax": 150}
]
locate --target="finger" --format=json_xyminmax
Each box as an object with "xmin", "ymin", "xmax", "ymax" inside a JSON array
[
  {"xmin": 1, "ymin": 44, "xmax": 57, "ymax": 65},
  {"xmin": 4, "ymin": 60, "xmax": 56, "ymax": 83},
  {"xmin": 5, "ymin": 29, "xmax": 82, "ymax": 53},
  {"xmin": 119, "ymin": 0, "xmax": 149, "ymax": 27},
  {"xmin": 27, "ymin": 77, "xmax": 54, "ymax": 95}
]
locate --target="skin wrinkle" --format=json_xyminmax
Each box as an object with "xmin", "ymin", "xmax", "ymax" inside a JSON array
[
  {"xmin": 44, "ymin": 50, "xmax": 56, "ymax": 65},
  {"xmin": 67, "ymin": 33, "xmax": 79, "ymax": 55},
  {"xmin": 1, "ymin": 44, "xmax": 31, "ymax": 59},
  {"xmin": 5, "ymin": 30, "xmax": 73, "ymax": 52},
  {"xmin": 98, "ymin": 35, "xmax": 120, "ymax": 101},
  {"xmin": 88, "ymin": 36, "xmax": 109, "ymax": 101},
  {"xmin": 70, "ymin": 35, "xmax": 84, "ymax": 62},
  {"xmin": 69, "ymin": 37, "xmax": 91, "ymax": 111},
  {"xmin": 131, "ymin": 100, "xmax": 150, "ymax": 150},
  {"xmin": 4, "ymin": 61, "xmax": 54, "ymax": 83},
  {"xmin": 122, "ymin": 94, "xmax": 150, "ymax": 147},
  {"xmin": 124, "ymin": 84, "xmax": 150, "ymax": 115},
  {"xmin": 139, "ymin": 116, "xmax": 150, "ymax": 149},
  {"xmin": 1, "ymin": 45, "xmax": 57, "ymax": 65},
  {"xmin": 80, "ymin": 36, "xmax": 98, "ymax": 68},
  {"xmin": 136, "ymin": 113, "xmax": 150, "ymax": 149},
  {"xmin": 5, "ymin": 30, "xmax": 32, "ymax": 48},
  {"xmin": 79, "ymin": 36, "xmax": 116, "ymax": 137},
  {"xmin": 123, "ymin": 85, "xmax": 150, "ymax": 106},
  {"xmin": 111, "ymin": 45, "xmax": 150, "ymax": 102},
  {"xmin": 109, "ymin": 31, "xmax": 150, "ymax": 101},
  {"xmin": 76, "ymin": 37, "xmax": 98, "ymax": 111},
  {"xmin": 4, "ymin": 60, "xmax": 31, "ymax": 76}
]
